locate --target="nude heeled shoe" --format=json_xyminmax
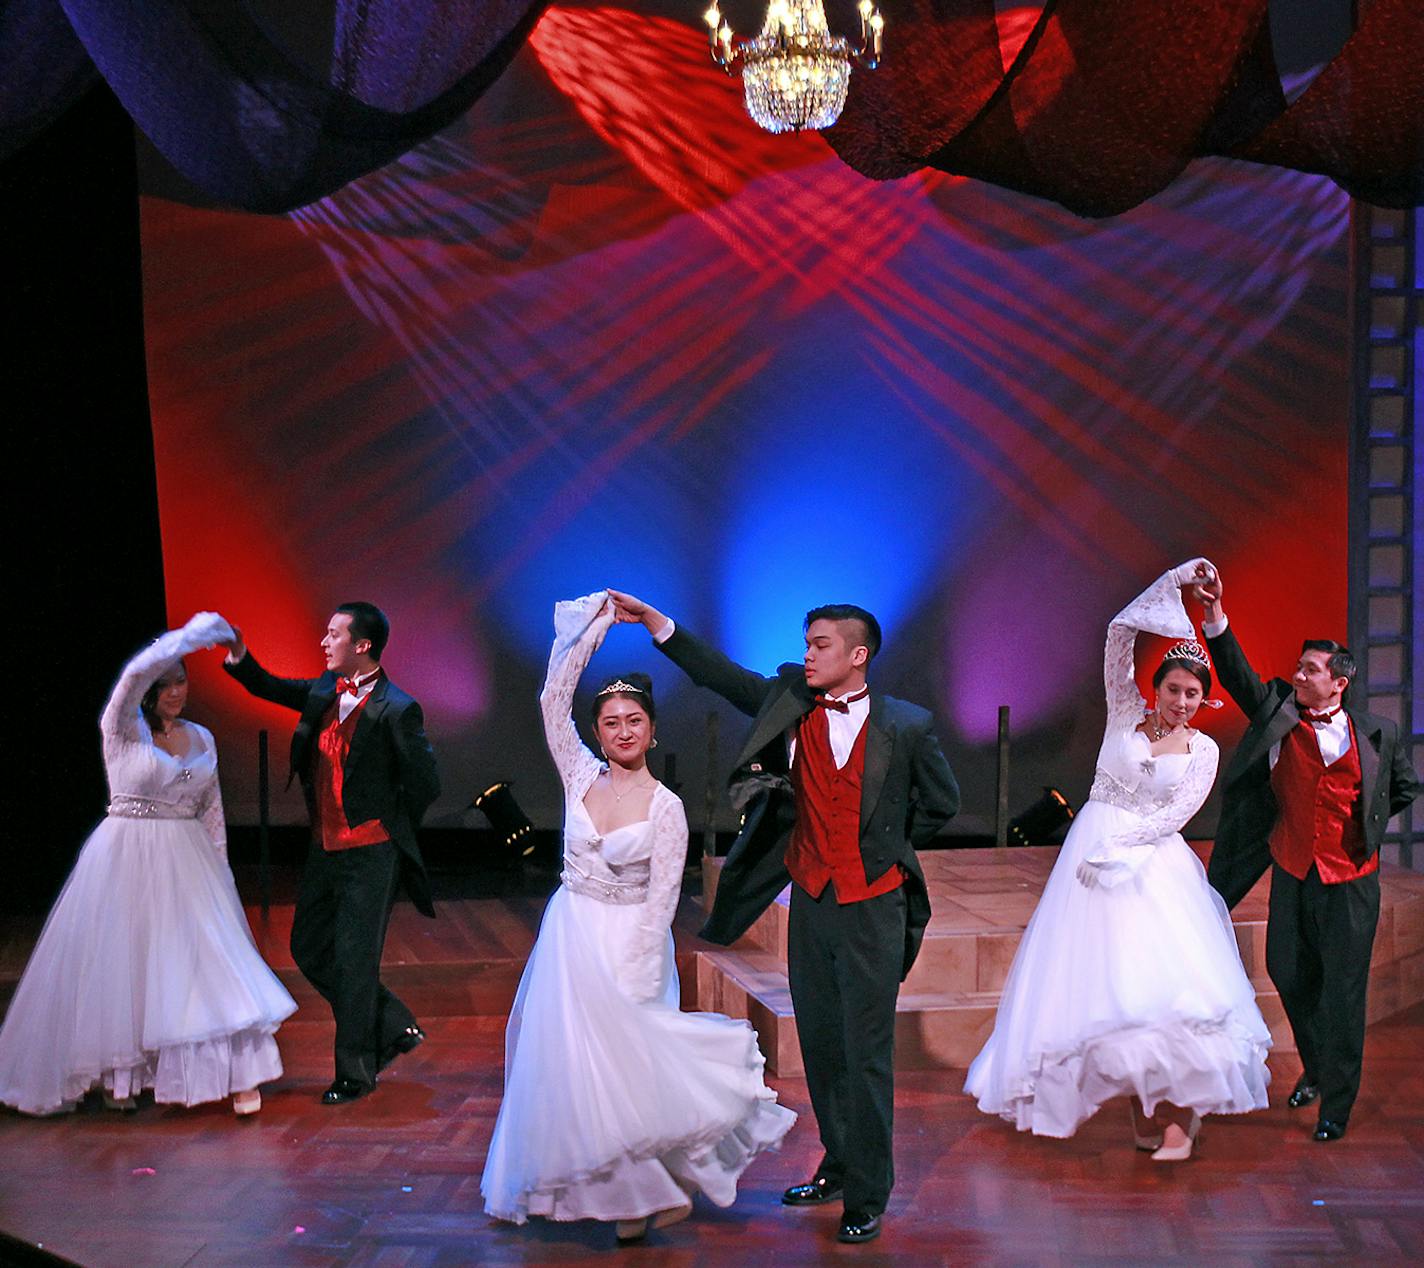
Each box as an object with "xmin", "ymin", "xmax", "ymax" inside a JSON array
[
  {"xmin": 1151, "ymin": 1112, "xmax": 1201, "ymax": 1161},
  {"xmin": 232, "ymin": 1089, "xmax": 262, "ymax": 1116},
  {"xmin": 102, "ymin": 1090, "xmax": 137, "ymax": 1112}
]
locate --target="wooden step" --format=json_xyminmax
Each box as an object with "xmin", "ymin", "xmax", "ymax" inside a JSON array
[{"xmin": 693, "ymin": 846, "xmax": 1424, "ymax": 1075}]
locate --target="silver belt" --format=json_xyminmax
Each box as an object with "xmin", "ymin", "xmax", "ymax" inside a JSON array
[
  {"xmin": 560, "ymin": 859, "xmax": 648, "ymax": 906},
  {"xmin": 107, "ymin": 794, "xmax": 192, "ymax": 820}
]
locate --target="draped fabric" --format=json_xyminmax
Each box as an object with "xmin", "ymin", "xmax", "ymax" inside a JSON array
[
  {"xmin": 1, "ymin": 0, "xmax": 1419, "ymax": 214},
  {"xmin": 3, "ymin": 0, "xmax": 549, "ymax": 212},
  {"xmin": 829, "ymin": 0, "xmax": 1423, "ymax": 215}
]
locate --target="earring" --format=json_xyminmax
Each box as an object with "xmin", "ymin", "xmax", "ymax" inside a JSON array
[{"xmin": 649, "ymin": 738, "xmax": 658, "ymax": 749}]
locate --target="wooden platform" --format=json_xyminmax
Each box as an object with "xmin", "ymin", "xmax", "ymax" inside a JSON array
[
  {"xmin": 693, "ymin": 846, "xmax": 1424, "ymax": 1075},
  {"xmin": 3, "ymin": 878, "xmax": 1424, "ymax": 1264}
]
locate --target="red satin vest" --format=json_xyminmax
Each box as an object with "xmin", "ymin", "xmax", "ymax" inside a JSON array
[
  {"xmin": 785, "ymin": 705, "xmax": 902, "ymax": 904},
  {"xmin": 1268, "ymin": 717, "xmax": 1375, "ymax": 884},
  {"xmin": 315, "ymin": 696, "xmax": 389, "ymax": 852}
]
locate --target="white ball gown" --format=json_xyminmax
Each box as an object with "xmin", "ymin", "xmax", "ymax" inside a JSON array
[
  {"xmin": 481, "ymin": 594, "xmax": 795, "ymax": 1225},
  {"xmin": 0, "ymin": 613, "xmax": 296, "ymax": 1115},
  {"xmin": 965, "ymin": 564, "xmax": 1271, "ymax": 1137}
]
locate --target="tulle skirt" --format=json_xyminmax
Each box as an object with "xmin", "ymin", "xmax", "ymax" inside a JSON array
[
  {"xmin": 481, "ymin": 886, "xmax": 796, "ymax": 1224},
  {"xmin": 0, "ymin": 814, "xmax": 297, "ymax": 1115},
  {"xmin": 965, "ymin": 801, "xmax": 1271, "ymax": 1138}
]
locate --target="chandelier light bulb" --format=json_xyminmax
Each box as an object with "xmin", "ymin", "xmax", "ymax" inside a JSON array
[{"xmin": 704, "ymin": 0, "xmax": 884, "ymax": 133}]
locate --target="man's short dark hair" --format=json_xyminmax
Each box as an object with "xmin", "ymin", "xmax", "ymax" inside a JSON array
[
  {"xmin": 1302, "ymin": 638, "xmax": 1355, "ymax": 685},
  {"xmin": 804, "ymin": 604, "xmax": 883, "ymax": 662},
  {"xmin": 336, "ymin": 601, "xmax": 391, "ymax": 660}
]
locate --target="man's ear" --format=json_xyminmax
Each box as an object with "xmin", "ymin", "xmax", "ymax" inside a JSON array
[
  {"xmin": 852, "ymin": 645, "xmax": 869, "ymax": 669},
  {"xmin": 355, "ymin": 638, "xmax": 372, "ymax": 656}
]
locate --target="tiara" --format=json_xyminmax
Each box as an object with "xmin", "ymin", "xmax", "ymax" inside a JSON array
[
  {"xmin": 596, "ymin": 679, "xmax": 647, "ymax": 697},
  {"xmin": 1162, "ymin": 640, "xmax": 1211, "ymax": 669}
]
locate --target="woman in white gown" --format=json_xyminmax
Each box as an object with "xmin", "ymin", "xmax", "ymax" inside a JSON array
[
  {"xmin": 481, "ymin": 592, "xmax": 795, "ymax": 1239},
  {"xmin": 0, "ymin": 612, "xmax": 296, "ymax": 1116},
  {"xmin": 965, "ymin": 561, "xmax": 1271, "ymax": 1161}
]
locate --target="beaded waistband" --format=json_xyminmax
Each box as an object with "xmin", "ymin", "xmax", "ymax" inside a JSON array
[
  {"xmin": 107, "ymin": 794, "xmax": 192, "ymax": 820},
  {"xmin": 1087, "ymin": 768, "xmax": 1168, "ymax": 815},
  {"xmin": 560, "ymin": 859, "xmax": 648, "ymax": 906}
]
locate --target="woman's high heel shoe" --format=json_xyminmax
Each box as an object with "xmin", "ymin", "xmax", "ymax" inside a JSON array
[
  {"xmin": 614, "ymin": 1218, "xmax": 649, "ymax": 1242},
  {"xmin": 102, "ymin": 1090, "xmax": 137, "ymax": 1112},
  {"xmin": 232, "ymin": 1089, "xmax": 262, "ymax": 1116},
  {"xmin": 1151, "ymin": 1111, "xmax": 1201, "ymax": 1162}
]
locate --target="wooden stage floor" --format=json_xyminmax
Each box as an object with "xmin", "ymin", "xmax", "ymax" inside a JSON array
[{"xmin": 3, "ymin": 881, "xmax": 1424, "ymax": 1265}]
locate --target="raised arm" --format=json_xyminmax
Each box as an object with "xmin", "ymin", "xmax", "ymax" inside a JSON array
[
  {"xmin": 1078, "ymin": 737, "xmax": 1220, "ymax": 889},
  {"xmin": 1102, "ymin": 562, "xmax": 1202, "ymax": 734},
  {"xmin": 222, "ymin": 631, "xmax": 320, "ymax": 713},
  {"xmin": 622, "ymin": 791, "xmax": 690, "ymax": 1004},
  {"xmin": 609, "ymin": 588, "xmax": 778, "ymax": 718},
  {"xmin": 540, "ymin": 592, "xmax": 617, "ymax": 793},
  {"xmin": 101, "ymin": 612, "xmax": 235, "ymax": 756}
]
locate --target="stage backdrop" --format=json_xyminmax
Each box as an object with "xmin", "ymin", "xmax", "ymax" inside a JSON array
[{"xmin": 140, "ymin": 7, "xmax": 1349, "ymax": 836}]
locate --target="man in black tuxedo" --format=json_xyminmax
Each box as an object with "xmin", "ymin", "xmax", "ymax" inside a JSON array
[
  {"xmin": 224, "ymin": 602, "xmax": 440, "ymax": 1104},
  {"xmin": 609, "ymin": 590, "xmax": 958, "ymax": 1244},
  {"xmin": 1196, "ymin": 569, "xmax": 1419, "ymax": 1141}
]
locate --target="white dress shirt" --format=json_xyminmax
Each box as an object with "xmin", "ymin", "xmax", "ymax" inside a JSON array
[
  {"xmin": 1204, "ymin": 615, "xmax": 1351, "ymax": 767},
  {"xmin": 337, "ymin": 667, "xmax": 382, "ymax": 723},
  {"xmin": 652, "ymin": 618, "xmax": 869, "ymax": 769}
]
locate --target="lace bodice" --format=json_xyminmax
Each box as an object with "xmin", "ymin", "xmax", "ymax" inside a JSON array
[
  {"xmin": 541, "ymin": 592, "xmax": 689, "ymax": 1002},
  {"xmin": 100, "ymin": 612, "xmax": 235, "ymax": 856},
  {"xmin": 1080, "ymin": 565, "xmax": 1220, "ymax": 887}
]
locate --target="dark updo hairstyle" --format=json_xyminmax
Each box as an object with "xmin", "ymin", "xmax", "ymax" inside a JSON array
[
  {"xmin": 141, "ymin": 658, "xmax": 188, "ymax": 732},
  {"xmin": 1152, "ymin": 656, "xmax": 1211, "ymax": 696},
  {"xmin": 591, "ymin": 672, "xmax": 657, "ymax": 724}
]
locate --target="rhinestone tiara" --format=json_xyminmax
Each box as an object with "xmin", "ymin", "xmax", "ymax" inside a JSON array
[
  {"xmin": 1162, "ymin": 639, "xmax": 1211, "ymax": 669},
  {"xmin": 596, "ymin": 679, "xmax": 647, "ymax": 697}
]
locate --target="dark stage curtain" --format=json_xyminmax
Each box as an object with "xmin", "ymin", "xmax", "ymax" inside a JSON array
[
  {"xmin": 2, "ymin": 85, "xmax": 166, "ymax": 912},
  {"xmin": 1, "ymin": 0, "xmax": 1419, "ymax": 215}
]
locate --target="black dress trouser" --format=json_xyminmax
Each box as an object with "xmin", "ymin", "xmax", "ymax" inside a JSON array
[
  {"xmin": 787, "ymin": 882, "xmax": 907, "ymax": 1217},
  {"xmin": 290, "ymin": 839, "xmax": 417, "ymax": 1087},
  {"xmin": 1265, "ymin": 863, "xmax": 1380, "ymax": 1123}
]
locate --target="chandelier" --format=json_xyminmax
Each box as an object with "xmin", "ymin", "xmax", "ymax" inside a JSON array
[{"xmin": 704, "ymin": 0, "xmax": 884, "ymax": 134}]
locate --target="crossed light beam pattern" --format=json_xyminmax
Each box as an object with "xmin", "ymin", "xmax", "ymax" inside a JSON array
[{"xmin": 142, "ymin": 7, "xmax": 1350, "ymax": 828}]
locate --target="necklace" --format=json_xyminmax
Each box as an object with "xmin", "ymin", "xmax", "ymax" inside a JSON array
[
  {"xmin": 607, "ymin": 770, "xmax": 654, "ymax": 802},
  {"xmin": 1145, "ymin": 712, "xmax": 1181, "ymax": 742}
]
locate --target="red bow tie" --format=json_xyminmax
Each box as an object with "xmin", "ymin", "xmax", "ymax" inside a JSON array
[
  {"xmin": 1300, "ymin": 706, "xmax": 1340, "ymax": 724},
  {"xmin": 336, "ymin": 676, "xmax": 362, "ymax": 696},
  {"xmin": 814, "ymin": 687, "xmax": 869, "ymax": 713}
]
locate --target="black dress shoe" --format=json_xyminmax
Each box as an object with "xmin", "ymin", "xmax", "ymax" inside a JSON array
[
  {"xmin": 1288, "ymin": 1077, "xmax": 1320, "ymax": 1109},
  {"xmin": 837, "ymin": 1212, "xmax": 882, "ymax": 1244},
  {"xmin": 321, "ymin": 1078, "xmax": 373, "ymax": 1105},
  {"xmin": 1313, "ymin": 1119, "xmax": 1347, "ymax": 1142},
  {"xmin": 379, "ymin": 1024, "xmax": 426, "ymax": 1071},
  {"xmin": 782, "ymin": 1176, "xmax": 844, "ymax": 1206}
]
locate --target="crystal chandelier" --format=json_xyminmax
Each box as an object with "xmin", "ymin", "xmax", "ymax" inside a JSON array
[{"xmin": 704, "ymin": 0, "xmax": 884, "ymax": 134}]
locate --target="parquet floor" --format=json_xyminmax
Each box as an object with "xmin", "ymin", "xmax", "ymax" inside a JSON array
[{"xmin": 3, "ymin": 889, "xmax": 1424, "ymax": 1265}]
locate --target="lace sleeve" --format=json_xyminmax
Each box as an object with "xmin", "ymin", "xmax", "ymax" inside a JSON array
[
  {"xmin": 1102, "ymin": 563, "xmax": 1203, "ymax": 734},
  {"xmin": 193, "ymin": 728, "xmax": 228, "ymax": 860},
  {"xmin": 622, "ymin": 789, "xmax": 689, "ymax": 1004},
  {"xmin": 539, "ymin": 592, "xmax": 616, "ymax": 795},
  {"xmin": 1079, "ymin": 737, "xmax": 1220, "ymax": 889},
  {"xmin": 100, "ymin": 612, "xmax": 236, "ymax": 757}
]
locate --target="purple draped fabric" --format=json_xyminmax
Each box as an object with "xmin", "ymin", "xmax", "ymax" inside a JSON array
[{"xmin": 0, "ymin": 0, "xmax": 97, "ymax": 156}]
